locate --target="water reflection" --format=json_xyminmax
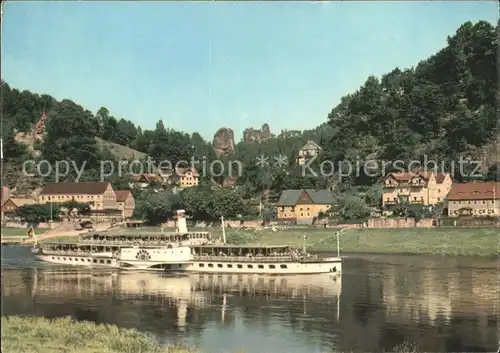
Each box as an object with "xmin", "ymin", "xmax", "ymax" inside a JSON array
[
  {"xmin": 26, "ymin": 269, "xmax": 341, "ymax": 330},
  {"xmin": 2, "ymin": 247, "xmax": 498, "ymax": 353}
]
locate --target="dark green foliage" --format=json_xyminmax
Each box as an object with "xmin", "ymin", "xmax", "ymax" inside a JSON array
[
  {"xmin": 16, "ymin": 204, "xmax": 60, "ymax": 224},
  {"xmin": 325, "ymin": 21, "xmax": 498, "ymax": 170},
  {"xmin": 181, "ymin": 185, "xmax": 252, "ymax": 221}
]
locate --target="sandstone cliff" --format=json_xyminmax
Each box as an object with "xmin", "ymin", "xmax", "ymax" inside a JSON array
[
  {"xmin": 243, "ymin": 124, "xmax": 272, "ymax": 143},
  {"xmin": 213, "ymin": 128, "xmax": 235, "ymax": 157}
]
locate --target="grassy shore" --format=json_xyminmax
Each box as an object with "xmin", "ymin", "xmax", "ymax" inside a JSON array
[
  {"xmin": 1, "ymin": 316, "xmax": 417, "ymax": 353},
  {"xmin": 1, "ymin": 316, "xmax": 196, "ymax": 353},
  {"xmin": 222, "ymin": 227, "xmax": 499, "ymax": 257},
  {"xmin": 40, "ymin": 226, "xmax": 498, "ymax": 257}
]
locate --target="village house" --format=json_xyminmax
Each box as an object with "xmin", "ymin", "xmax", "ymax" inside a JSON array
[
  {"xmin": 277, "ymin": 189, "xmax": 335, "ymax": 224},
  {"xmin": 176, "ymin": 167, "xmax": 199, "ymax": 189},
  {"xmin": 1, "ymin": 186, "xmax": 10, "ymax": 205},
  {"xmin": 1, "ymin": 197, "xmax": 37, "ymax": 220},
  {"xmin": 115, "ymin": 190, "xmax": 135, "ymax": 219},
  {"xmin": 447, "ymin": 181, "xmax": 499, "ymax": 217},
  {"xmin": 33, "ymin": 111, "xmax": 48, "ymax": 141},
  {"xmin": 382, "ymin": 171, "xmax": 452, "ymax": 207},
  {"xmin": 296, "ymin": 140, "xmax": 322, "ymax": 166},
  {"xmin": 38, "ymin": 181, "xmax": 118, "ymax": 210},
  {"xmin": 129, "ymin": 173, "xmax": 165, "ymax": 190}
]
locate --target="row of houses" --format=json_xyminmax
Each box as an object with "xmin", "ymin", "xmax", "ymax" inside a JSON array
[
  {"xmin": 382, "ymin": 171, "xmax": 499, "ymax": 217},
  {"xmin": 1, "ymin": 172, "xmax": 498, "ymax": 226},
  {"xmin": 129, "ymin": 140, "xmax": 323, "ymax": 191},
  {"xmin": 1, "ymin": 182, "xmax": 135, "ymax": 222}
]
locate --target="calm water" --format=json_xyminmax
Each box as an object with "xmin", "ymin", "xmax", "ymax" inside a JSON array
[{"xmin": 1, "ymin": 246, "xmax": 499, "ymax": 353}]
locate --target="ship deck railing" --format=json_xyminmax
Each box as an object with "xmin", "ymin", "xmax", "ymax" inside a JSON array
[
  {"xmin": 191, "ymin": 254, "xmax": 334, "ymax": 263},
  {"xmin": 77, "ymin": 240, "xmax": 208, "ymax": 246},
  {"xmin": 38, "ymin": 249, "xmax": 117, "ymax": 257}
]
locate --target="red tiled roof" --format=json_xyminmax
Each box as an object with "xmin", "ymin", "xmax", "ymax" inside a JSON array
[
  {"xmin": 39, "ymin": 182, "xmax": 110, "ymax": 195},
  {"xmin": 115, "ymin": 190, "xmax": 131, "ymax": 202},
  {"xmin": 386, "ymin": 171, "xmax": 449, "ymax": 184},
  {"xmin": 447, "ymin": 182, "xmax": 500, "ymax": 201},
  {"xmin": 176, "ymin": 167, "xmax": 199, "ymax": 177},
  {"xmin": 387, "ymin": 172, "xmax": 414, "ymax": 182},
  {"xmin": 222, "ymin": 177, "xmax": 238, "ymax": 187},
  {"xmin": 134, "ymin": 174, "xmax": 163, "ymax": 182},
  {"xmin": 2, "ymin": 198, "xmax": 37, "ymax": 208},
  {"xmin": 1, "ymin": 186, "xmax": 9, "ymax": 200}
]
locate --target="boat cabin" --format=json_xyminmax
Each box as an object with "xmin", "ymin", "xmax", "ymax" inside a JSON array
[
  {"xmin": 78, "ymin": 231, "xmax": 211, "ymax": 245},
  {"xmin": 191, "ymin": 245, "xmax": 313, "ymax": 260}
]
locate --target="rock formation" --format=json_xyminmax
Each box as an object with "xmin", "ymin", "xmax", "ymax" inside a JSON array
[
  {"xmin": 213, "ymin": 128, "xmax": 235, "ymax": 157},
  {"xmin": 243, "ymin": 124, "xmax": 272, "ymax": 143}
]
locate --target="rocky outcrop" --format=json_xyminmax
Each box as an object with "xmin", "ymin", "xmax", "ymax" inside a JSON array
[
  {"xmin": 213, "ymin": 128, "xmax": 235, "ymax": 157},
  {"xmin": 279, "ymin": 129, "xmax": 301, "ymax": 139},
  {"xmin": 243, "ymin": 124, "xmax": 272, "ymax": 143}
]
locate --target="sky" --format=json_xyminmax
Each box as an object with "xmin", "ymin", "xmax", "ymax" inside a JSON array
[{"xmin": 2, "ymin": 1, "xmax": 498, "ymax": 141}]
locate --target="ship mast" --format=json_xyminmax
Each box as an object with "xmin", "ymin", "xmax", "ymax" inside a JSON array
[
  {"xmin": 221, "ymin": 215, "xmax": 226, "ymax": 244},
  {"xmin": 335, "ymin": 229, "xmax": 346, "ymax": 258}
]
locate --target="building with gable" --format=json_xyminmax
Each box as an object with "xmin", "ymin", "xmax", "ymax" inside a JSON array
[{"xmin": 277, "ymin": 189, "xmax": 335, "ymax": 224}]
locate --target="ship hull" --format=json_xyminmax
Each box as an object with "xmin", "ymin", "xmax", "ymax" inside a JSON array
[{"xmin": 165, "ymin": 257, "xmax": 342, "ymax": 275}]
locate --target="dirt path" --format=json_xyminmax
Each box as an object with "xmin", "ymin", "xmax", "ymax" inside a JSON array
[{"xmin": 24, "ymin": 223, "xmax": 116, "ymax": 244}]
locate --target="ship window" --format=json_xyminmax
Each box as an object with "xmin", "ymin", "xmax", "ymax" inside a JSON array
[
  {"xmin": 280, "ymin": 264, "xmax": 287, "ymax": 269},
  {"xmin": 107, "ymin": 260, "xmax": 111, "ymax": 264},
  {"xmin": 227, "ymin": 264, "xmax": 233, "ymax": 268},
  {"xmin": 208, "ymin": 264, "xmax": 214, "ymax": 268},
  {"xmin": 63, "ymin": 258, "xmax": 66, "ymax": 260},
  {"xmin": 87, "ymin": 259, "xmax": 91, "ymax": 262},
  {"xmin": 81, "ymin": 258, "xmax": 84, "ymax": 262},
  {"xmin": 199, "ymin": 263, "xmax": 204, "ymax": 267},
  {"xmin": 217, "ymin": 264, "xmax": 223, "ymax": 268},
  {"xmin": 269, "ymin": 265, "xmax": 275, "ymax": 269},
  {"xmin": 93, "ymin": 259, "xmax": 97, "ymax": 263},
  {"xmin": 237, "ymin": 264, "xmax": 243, "ymax": 269},
  {"xmin": 258, "ymin": 265, "xmax": 264, "ymax": 269},
  {"xmin": 99, "ymin": 260, "xmax": 104, "ymax": 263},
  {"xmin": 247, "ymin": 265, "xmax": 253, "ymax": 269},
  {"xmin": 52, "ymin": 257, "xmax": 55, "ymax": 260}
]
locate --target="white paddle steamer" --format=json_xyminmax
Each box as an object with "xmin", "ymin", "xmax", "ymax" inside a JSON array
[{"xmin": 31, "ymin": 210, "xmax": 202, "ymax": 270}]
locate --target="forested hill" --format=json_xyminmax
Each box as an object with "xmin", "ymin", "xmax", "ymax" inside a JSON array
[
  {"xmin": 322, "ymin": 20, "xmax": 498, "ymax": 171},
  {"xmin": 1, "ymin": 20, "xmax": 498, "ymax": 195}
]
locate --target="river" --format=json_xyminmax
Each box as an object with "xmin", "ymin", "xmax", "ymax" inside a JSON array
[{"xmin": 1, "ymin": 245, "xmax": 498, "ymax": 352}]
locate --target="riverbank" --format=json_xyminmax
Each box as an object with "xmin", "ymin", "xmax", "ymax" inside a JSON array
[
  {"xmin": 1, "ymin": 316, "xmax": 419, "ymax": 353},
  {"xmin": 222, "ymin": 227, "xmax": 499, "ymax": 257},
  {"xmin": 35, "ymin": 226, "xmax": 498, "ymax": 257},
  {"xmin": 1, "ymin": 316, "xmax": 197, "ymax": 353}
]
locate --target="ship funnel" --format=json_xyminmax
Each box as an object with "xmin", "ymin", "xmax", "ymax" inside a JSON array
[{"xmin": 176, "ymin": 209, "xmax": 188, "ymax": 233}]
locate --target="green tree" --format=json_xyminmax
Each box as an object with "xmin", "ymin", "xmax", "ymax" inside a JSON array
[
  {"xmin": 337, "ymin": 196, "xmax": 370, "ymax": 221},
  {"xmin": 42, "ymin": 100, "xmax": 101, "ymax": 178},
  {"xmin": 16, "ymin": 204, "xmax": 60, "ymax": 224}
]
